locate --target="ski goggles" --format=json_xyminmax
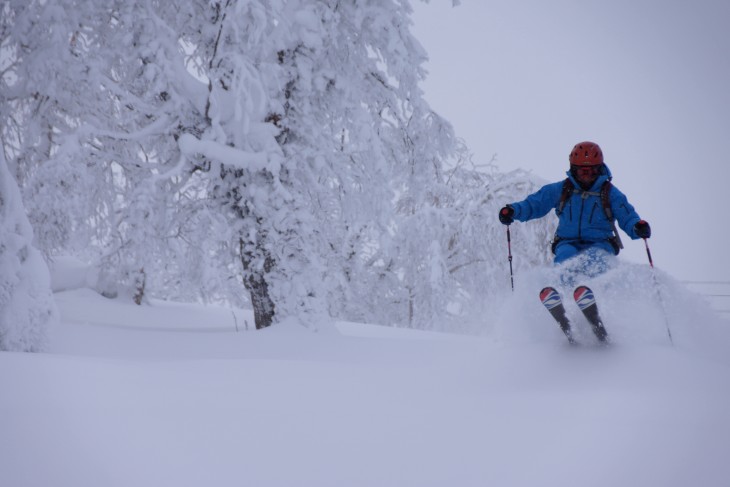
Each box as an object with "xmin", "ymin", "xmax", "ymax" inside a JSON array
[{"xmin": 571, "ymin": 165, "xmax": 601, "ymax": 178}]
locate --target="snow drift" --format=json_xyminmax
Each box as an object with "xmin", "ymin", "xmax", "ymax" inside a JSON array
[{"xmin": 2, "ymin": 259, "xmax": 729, "ymax": 487}]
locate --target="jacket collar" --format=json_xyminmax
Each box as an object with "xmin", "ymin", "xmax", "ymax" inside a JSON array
[{"xmin": 565, "ymin": 163, "xmax": 613, "ymax": 192}]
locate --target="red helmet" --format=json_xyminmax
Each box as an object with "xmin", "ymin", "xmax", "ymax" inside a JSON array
[{"xmin": 569, "ymin": 141, "xmax": 603, "ymax": 166}]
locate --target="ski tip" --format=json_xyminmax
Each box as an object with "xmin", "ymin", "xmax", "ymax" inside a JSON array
[
  {"xmin": 539, "ymin": 287, "xmax": 562, "ymax": 310},
  {"xmin": 573, "ymin": 285, "xmax": 596, "ymax": 310},
  {"xmin": 573, "ymin": 285, "xmax": 592, "ymax": 297},
  {"xmin": 540, "ymin": 286, "xmax": 557, "ymax": 300}
]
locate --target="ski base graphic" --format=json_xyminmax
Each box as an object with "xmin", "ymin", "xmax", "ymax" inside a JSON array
[{"xmin": 540, "ymin": 285, "xmax": 610, "ymax": 345}]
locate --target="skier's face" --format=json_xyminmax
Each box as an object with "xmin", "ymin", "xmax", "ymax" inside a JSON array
[{"xmin": 572, "ymin": 165, "xmax": 600, "ymax": 186}]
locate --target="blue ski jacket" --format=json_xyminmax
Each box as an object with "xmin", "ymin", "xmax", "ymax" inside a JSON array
[{"xmin": 509, "ymin": 164, "xmax": 643, "ymax": 262}]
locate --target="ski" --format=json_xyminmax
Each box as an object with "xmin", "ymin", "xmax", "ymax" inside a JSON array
[
  {"xmin": 539, "ymin": 287, "xmax": 577, "ymax": 345},
  {"xmin": 573, "ymin": 285, "xmax": 610, "ymax": 344}
]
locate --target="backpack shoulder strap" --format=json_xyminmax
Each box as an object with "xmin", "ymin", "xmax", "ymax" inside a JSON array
[
  {"xmin": 600, "ymin": 180, "xmax": 624, "ymax": 250},
  {"xmin": 556, "ymin": 178, "xmax": 573, "ymax": 216},
  {"xmin": 600, "ymin": 181, "xmax": 614, "ymax": 220}
]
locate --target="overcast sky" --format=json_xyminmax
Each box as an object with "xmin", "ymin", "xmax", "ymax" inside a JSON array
[{"xmin": 411, "ymin": 0, "xmax": 730, "ymax": 282}]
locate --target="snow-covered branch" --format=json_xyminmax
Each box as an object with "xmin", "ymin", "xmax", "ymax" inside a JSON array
[{"xmin": 177, "ymin": 133, "xmax": 281, "ymax": 173}]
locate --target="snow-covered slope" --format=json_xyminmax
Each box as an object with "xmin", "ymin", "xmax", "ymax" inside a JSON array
[{"xmin": 2, "ymin": 274, "xmax": 730, "ymax": 487}]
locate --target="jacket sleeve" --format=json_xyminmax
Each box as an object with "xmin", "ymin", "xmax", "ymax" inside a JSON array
[
  {"xmin": 510, "ymin": 181, "xmax": 564, "ymax": 222},
  {"xmin": 609, "ymin": 185, "xmax": 642, "ymax": 239}
]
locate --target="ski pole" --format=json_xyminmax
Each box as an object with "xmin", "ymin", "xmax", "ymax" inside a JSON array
[
  {"xmin": 507, "ymin": 225, "xmax": 514, "ymax": 291},
  {"xmin": 644, "ymin": 238, "xmax": 673, "ymax": 345}
]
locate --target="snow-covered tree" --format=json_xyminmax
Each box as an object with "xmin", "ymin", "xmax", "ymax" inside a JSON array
[
  {"xmin": 172, "ymin": 0, "xmax": 474, "ymax": 329},
  {"xmin": 1, "ymin": 0, "xmax": 556, "ymax": 333},
  {"xmin": 0, "ymin": 146, "xmax": 57, "ymax": 351},
  {"xmin": 1, "ymin": 1, "xmax": 246, "ymax": 304},
  {"xmin": 436, "ymin": 161, "xmax": 556, "ymax": 330}
]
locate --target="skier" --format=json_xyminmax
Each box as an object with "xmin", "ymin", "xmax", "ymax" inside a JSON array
[{"xmin": 497, "ymin": 141, "xmax": 651, "ymax": 345}]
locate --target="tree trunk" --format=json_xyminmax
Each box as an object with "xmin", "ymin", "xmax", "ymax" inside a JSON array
[
  {"xmin": 239, "ymin": 238, "xmax": 276, "ymax": 329},
  {"xmin": 133, "ymin": 268, "xmax": 146, "ymax": 305}
]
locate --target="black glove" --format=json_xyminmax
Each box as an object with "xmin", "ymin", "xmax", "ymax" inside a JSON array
[
  {"xmin": 499, "ymin": 205, "xmax": 515, "ymax": 225},
  {"xmin": 634, "ymin": 220, "xmax": 651, "ymax": 238}
]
